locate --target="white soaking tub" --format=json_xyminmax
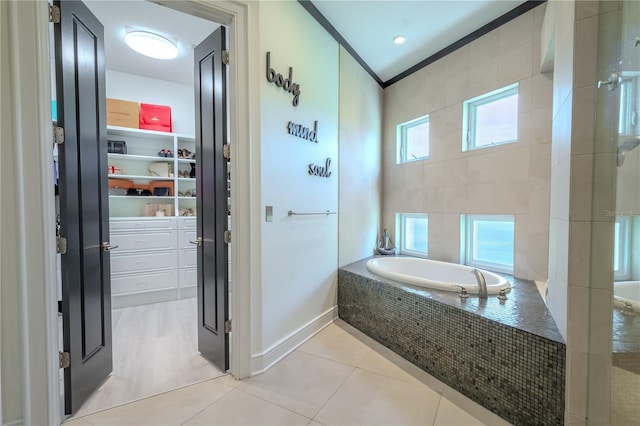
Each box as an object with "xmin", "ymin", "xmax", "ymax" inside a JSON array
[
  {"xmin": 366, "ymin": 257, "xmax": 510, "ymax": 295},
  {"xmin": 614, "ymin": 281, "xmax": 640, "ymax": 312}
]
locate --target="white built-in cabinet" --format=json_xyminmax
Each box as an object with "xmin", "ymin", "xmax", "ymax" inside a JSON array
[{"xmin": 106, "ymin": 126, "xmax": 198, "ymax": 308}]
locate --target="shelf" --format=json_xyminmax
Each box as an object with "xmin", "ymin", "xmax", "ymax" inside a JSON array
[
  {"xmin": 107, "ymin": 126, "xmax": 198, "ymax": 219},
  {"xmin": 107, "ymin": 125, "xmax": 194, "ymax": 140},
  {"xmin": 108, "ymin": 153, "xmax": 173, "ymax": 162},
  {"xmin": 108, "ymin": 174, "xmax": 176, "ymax": 181},
  {"xmin": 109, "ymin": 195, "xmax": 174, "ymax": 200}
]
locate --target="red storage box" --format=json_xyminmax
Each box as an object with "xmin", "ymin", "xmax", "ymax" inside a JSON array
[{"xmin": 139, "ymin": 103, "xmax": 172, "ymax": 132}]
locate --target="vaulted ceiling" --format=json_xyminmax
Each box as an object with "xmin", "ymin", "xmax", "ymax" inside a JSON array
[{"xmin": 85, "ymin": 0, "xmax": 533, "ymax": 87}]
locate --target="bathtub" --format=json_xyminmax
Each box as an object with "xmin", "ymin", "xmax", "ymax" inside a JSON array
[
  {"xmin": 614, "ymin": 281, "xmax": 640, "ymax": 312},
  {"xmin": 366, "ymin": 257, "xmax": 511, "ymax": 295}
]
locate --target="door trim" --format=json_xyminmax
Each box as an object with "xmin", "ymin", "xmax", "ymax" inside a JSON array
[
  {"xmin": 2, "ymin": 2, "xmax": 60, "ymax": 425},
  {"xmin": 163, "ymin": 0, "xmax": 259, "ymax": 380},
  {"xmin": 10, "ymin": 0, "xmax": 257, "ymax": 423}
]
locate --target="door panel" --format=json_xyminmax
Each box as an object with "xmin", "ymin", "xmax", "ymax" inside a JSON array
[
  {"xmin": 194, "ymin": 26, "xmax": 229, "ymax": 370},
  {"xmin": 54, "ymin": 0, "xmax": 112, "ymax": 414}
]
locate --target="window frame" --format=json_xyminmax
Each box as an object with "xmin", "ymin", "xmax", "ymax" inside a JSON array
[
  {"xmin": 614, "ymin": 216, "xmax": 631, "ymax": 281},
  {"xmin": 397, "ymin": 115, "xmax": 430, "ymax": 164},
  {"xmin": 397, "ymin": 213, "xmax": 429, "ymax": 257},
  {"xmin": 462, "ymin": 83, "xmax": 519, "ymax": 152},
  {"xmin": 463, "ymin": 214, "xmax": 515, "ymax": 274}
]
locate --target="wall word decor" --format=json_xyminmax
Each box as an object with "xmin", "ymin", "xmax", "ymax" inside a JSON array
[
  {"xmin": 308, "ymin": 158, "xmax": 332, "ymax": 178},
  {"xmin": 288, "ymin": 120, "xmax": 318, "ymax": 143},
  {"xmin": 266, "ymin": 52, "xmax": 301, "ymax": 107}
]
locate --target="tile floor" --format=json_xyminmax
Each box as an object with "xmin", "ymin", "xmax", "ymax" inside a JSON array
[
  {"xmin": 64, "ymin": 319, "xmax": 510, "ymax": 425},
  {"xmin": 66, "ymin": 298, "xmax": 225, "ymax": 418}
]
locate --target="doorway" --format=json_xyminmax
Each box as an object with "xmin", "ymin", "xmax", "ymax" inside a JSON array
[{"xmin": 53, "ymin": 0, "xmax": 231, "ymax": 418}]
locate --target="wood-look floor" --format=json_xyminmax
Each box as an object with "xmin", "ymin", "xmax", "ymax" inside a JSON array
[{"xmin": 70, "ymin": 297, "xmax": 225, "ymax": 418}]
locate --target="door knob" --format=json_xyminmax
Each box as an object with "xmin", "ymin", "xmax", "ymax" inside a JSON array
[
  {"xmin": 189, "ymin": 237, "xmax": 203, "ymax": 246},
  {"xmin": 597, "ymin": 72, "xmax": 620, "ymax": 91},
  {"xmin": 101, "ymin": 242, "xmax": 119, "ymax": 252}
]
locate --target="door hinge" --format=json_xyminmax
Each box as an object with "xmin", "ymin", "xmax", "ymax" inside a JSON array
[
  {"xmin": 224, "ymin": 230, "xmax": 231, "ymax": 244},
  {"xmin": 57, "ymin": 237, "xmax": 67, "ymax": 254},
  {"xmin": 223, "ymin": 144, "xmax": 230, "ymax": 160},
  {"xmin": 224, "ymin": 320, "xmax": 231, "ymax": 333},
  {"xmin": 59, "ymin": 351, "xmax": 70, "ymax": 369},
  {"xmin": 53, "ymin": 126, "xmax": 64, "ymax": 145},
  {"xmin": 222, "ymin": 50, "xmax": 229, "ymax": 65},
  {"xmin": 49, "ymin": 5, "xmax": 61, "ymax": 24}
]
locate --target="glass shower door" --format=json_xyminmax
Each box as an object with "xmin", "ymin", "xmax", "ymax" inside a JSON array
[{"xmin": 609, "ymin": 1, "xmax": 640, "ymax": 424}]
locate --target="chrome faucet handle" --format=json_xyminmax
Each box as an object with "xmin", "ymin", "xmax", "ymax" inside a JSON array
[
  {"xmin": 498, "ymin": 288, "xmax": 508, "ymax": 301},
  {"xmin": 622, "ymin": 301, "xmax": 635, "ymax": 317},
  {"xmin": 456, "ymin": 286, "xmax": 469, "ymax": 299}
]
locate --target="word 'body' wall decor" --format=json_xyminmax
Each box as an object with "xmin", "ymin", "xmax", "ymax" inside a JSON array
[{"xmin": 266, "ymin": 51, "xmax": 301, "ymax": 107}]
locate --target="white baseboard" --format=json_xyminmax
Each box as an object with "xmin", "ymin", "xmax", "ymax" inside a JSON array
[
  {"xmin": 251, "ymin": 306, "xmax": 338, "ymax": 375},
  {"xmin": 4, "ymin": 419, "xmax": 23, "ymax": 426}
]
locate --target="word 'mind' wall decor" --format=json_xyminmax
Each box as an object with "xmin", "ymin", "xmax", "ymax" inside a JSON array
[{"xmin": 288, "ymin": 121, "xmax": 318, "ymax": 143}]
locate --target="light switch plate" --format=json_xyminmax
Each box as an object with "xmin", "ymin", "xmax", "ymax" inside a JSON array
[{"xmin": 266, "ymin": 206, "xmax": 273, "ymax": 222}]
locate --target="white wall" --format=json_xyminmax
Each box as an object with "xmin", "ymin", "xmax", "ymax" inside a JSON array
[
  {"xmin": 255, "ymin": 0, "xmax": 339, "ymax": 370},
  {"xmin": 382, "ymin": 5, "xmax": 551, "ymax": 281},
  {"xmin": 338, "ymin": 46, "xmax": 383, "ymax": 267},
  {"xmin": 106, "ymin": 69, "xmax": 195, "ymax": 136},
  {"xmin": 1, "ymin": 2, "xmax": 24, "ymax": 421}
]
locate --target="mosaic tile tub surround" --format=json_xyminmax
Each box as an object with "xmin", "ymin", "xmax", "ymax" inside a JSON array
[{"xmin": 338, "ymin": 257, "xmax": 566, "ymax": 425}]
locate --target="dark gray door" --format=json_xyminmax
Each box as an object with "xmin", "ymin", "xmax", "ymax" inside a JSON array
[
  {"xmin": 194, "ymin": 26, "xmax": 229, "ymax": 370},
  {"xmin": 54, "ymin": 0, "xmax": 112, "ymax": 414}
]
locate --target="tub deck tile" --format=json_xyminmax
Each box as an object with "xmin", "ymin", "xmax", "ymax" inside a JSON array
[{"xmin": 338, "ymin": 257, "xmax": 566, "ymax": 426}]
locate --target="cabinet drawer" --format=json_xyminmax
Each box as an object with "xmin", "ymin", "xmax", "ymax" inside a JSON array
[
  {"xmin": 111, "ymin": 230, "xmax": 177, "ymax": 251},
  {"xmin": 111, "ymin": 251, "xmax": 177, "ymax": 274},
  {"xmin": 180, "ymin": 268, "xmax": 197, "ymax": 288},
  {"xmin": 179, "ymin": 249, "xmax": 197, "ymax": 269},
  {"xmin": 178, "ymin": 217, "xmax": 197, "ymax": 230},
  {"xmin": 112, "ymin": 270, "xmax": 177, "ymax": 295},
  {"xmin": 110, "ymin": 218, "xmax": 176, "ymax": 231},
  {"xmin": 178, "ymin": 228, "xmax": 198, "ymax": 249}
]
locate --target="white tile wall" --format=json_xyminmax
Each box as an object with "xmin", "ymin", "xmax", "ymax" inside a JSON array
[
  {"xmin": 382, "ymin": 5, "xmax": 551, "ymax": 281},
  {"xmin": 338, "ymin": 46, "xmax": 383, "ymax": 266}
]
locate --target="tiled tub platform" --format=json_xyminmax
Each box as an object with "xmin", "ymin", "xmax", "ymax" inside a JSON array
[{"xmin": 338, "ymin": 257, "xmax": 566, "ymax": 425}]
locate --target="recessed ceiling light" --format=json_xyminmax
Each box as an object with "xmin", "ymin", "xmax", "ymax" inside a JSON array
[
  {"xmin": 125, "ymin": 31, "xmax": 178, "ymax": 60},
  {"xmin": 393, "ymin": 35, "xmax": 406, "ymax": 45}
]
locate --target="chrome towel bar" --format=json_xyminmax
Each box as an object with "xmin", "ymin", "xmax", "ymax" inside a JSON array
[{"xmin": 288, "ymin": 210, "xmax": 336, "ymax": 217}]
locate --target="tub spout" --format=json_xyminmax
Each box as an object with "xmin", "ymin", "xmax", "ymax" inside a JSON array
[{"xmin": 470, "ymin": 269, "xmax": 488, "ymax": 299}]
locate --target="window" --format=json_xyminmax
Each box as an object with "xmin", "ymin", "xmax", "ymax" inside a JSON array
[
  {"xmin": 463, "ymin": 215, "xmax": 515, "ymax": 273},
  {"xmin": 397, "ymin": 213, "xmax": 428, "ymax": 256},
  {"xmin": 397, "ymin": 115, "xmax": 429, "ymax": 163},
  {"xmin": 618, "ymin": 78, "xmax": 637, "ymax": 136},
  {"xmin": 614, "ymin": 216, "xmax": 631, "ymax": 280},
  {"xmin": 463, "ymin": 83, "xmax": 519, "ymax": 151}
]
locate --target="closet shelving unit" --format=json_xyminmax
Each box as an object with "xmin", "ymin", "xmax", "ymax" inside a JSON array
[{"xmin": 105, "ymin": 125, "xmax": 198, "ymax": 308}]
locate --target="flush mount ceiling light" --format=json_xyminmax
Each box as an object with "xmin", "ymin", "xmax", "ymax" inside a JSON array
[
  {"xmin": 124, "ymin": 31, "xmax": 178, "ymax": 60},
  {"xmin": 393, "ymin": 35, "xmax": 406, "ymax": 45}
]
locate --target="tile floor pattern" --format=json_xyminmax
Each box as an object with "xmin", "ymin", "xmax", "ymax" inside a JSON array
[
  {"xmin": 64, "ymin": 319, "xmax": 511, "ymax": 426},
  {"xmin": 67, "ymin": 298, "xmax": 225, "ymax": 417}
]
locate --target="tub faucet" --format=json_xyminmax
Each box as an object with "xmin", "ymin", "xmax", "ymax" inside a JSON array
[{"xmin": 470, "ymin": 269, "xmax": 488, "ymax": 299}]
